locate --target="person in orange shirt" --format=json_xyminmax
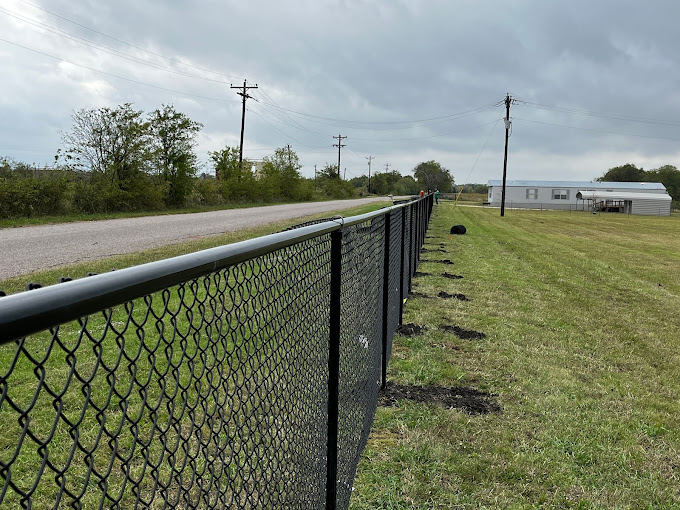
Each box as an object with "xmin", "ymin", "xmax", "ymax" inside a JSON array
[{"xmin": 419, "ymin": 189, "xmax": 424, "ymax": 197}]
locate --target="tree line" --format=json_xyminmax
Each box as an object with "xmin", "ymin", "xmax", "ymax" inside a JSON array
[
  {"xmin": 598, "ymin": 163, "xmax": 680, "ymax": 208},
  {"xmin": 0, "ymin": 103, "xmax": 456, "ymax": 219}
]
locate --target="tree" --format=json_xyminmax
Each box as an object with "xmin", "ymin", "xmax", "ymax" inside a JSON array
[
  {"xmin": 597, "ymin": 163, "xmax": 645, "ymax": 182},
  {"xmin": 646, "ymin": 164, "xmax": 680, "ymax": 207},
  {"xmin": 317, "ymin": 163, "xmax": 356, "ymax": 198},
  {"xmin": 371, "ymin": 170, "xmax": 403, "ymax": 195},
  {"xmin": 61, "ymin": 104, "xmax": 158, "ymax": 211},
  {"xmin": 413, "ymin": 160, "xmax": 454, "ymax": 192},
  {"xmin": 148, "ymin": 104, "xmax": 202, "ymax": 207},
  {"xmin": 210, "ymin": 146, "xmax": 254, "ymax": 202},
  {"xmin": 257, "ymin": 147, "xmax": 305, "ymax": 201}
]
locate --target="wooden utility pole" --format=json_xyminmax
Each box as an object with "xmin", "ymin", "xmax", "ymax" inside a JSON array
[
  {"xmin": 365, "ymin": 155, "xmax": 374, "ymax": 193},
  {"xmin": 332, "ymin": 134, "xmax": 346, "ymax": 179},
  {"xmin": 500, "ymin": 93, "xmax": 514, "ymax": 217},
  {"xmin": 286, "ymin": 144, "xmax": 293, "ymax": 166},
  {"xmin": 314, "ymin": 164, "xmax": 317, "ymax": 189},
  {"xmin": 384, "ymin": 163, "xmax": 391, "ymax": 172},
  {"xmin": 230, "ymin": 80, "xmax": 258, "ymax": 166}
]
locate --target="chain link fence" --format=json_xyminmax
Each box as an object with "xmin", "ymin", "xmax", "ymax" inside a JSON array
[{"xmin": 0, "ymin": 196, "xmax": 433, "ymax": 509}]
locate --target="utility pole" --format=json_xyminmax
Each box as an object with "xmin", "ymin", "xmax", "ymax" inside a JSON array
[
  {"xmin": 333, "ymin": 134, "xmax": 346, "ymax": 179},
  {"xmin": 230, "ymin": 80, "xmax": 258, "ymax": 167},
  {"xmin": 286, "ymin": 144, "xmax": 292, "ymax": 166},
  {"xmin": 314, "ymin": 164, "xmax": 317, "ymax": 189},
  {"xmin": 365, "ymin": 155, "xmax": 374, "ymax": 193},
  {"xmin": 384, "ymin": 163, "xmax": 390, "ymax": 172},
  {"xmin": 500, "ymin": 93, "xmax": 516, "ymax": 217}
]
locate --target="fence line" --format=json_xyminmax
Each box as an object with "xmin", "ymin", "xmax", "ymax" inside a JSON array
[{"xmin": 0, "ymin": 195, "xmax": 433, "ymax": 509}]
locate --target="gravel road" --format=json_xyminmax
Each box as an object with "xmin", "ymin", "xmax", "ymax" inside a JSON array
[{"xmin": 0, "ymin": 198, "xmax": 395, "ymax": 279}]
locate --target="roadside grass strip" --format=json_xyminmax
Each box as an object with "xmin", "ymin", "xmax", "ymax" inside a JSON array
[{"xmin": 351, "ymin": 205, "xmax": 680, "ymax": 509}]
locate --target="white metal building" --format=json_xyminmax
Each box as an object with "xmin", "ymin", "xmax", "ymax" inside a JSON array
[{"xmin": 487, "ymin": 180, "xmax": 672, "ymax": 216}]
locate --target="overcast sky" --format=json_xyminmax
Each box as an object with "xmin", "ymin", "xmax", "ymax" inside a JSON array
[{"xmin": 2, "ymin": 0, "xmax": 680, "ymax": 184}]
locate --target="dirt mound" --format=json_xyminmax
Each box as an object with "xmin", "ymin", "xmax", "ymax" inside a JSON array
[
  {"xmin": 420, "ymin": 259, "xmax": 455, "ymax": 265},
  {"xmin": 438, "ymin": 324, "xmax": 486, "ymax": 340},
  {"xmin": 442, "ymin": 273, "xmax": 463, "ymax": 280},
  {"xmin": 438, "ymin": 291, "xmax": 470, "ymax": 301},
  {"xmin": 379, "ymin": 381, "xmax": 500, "ymax": 415},
  {"xmin": 397, "ymin": 323, "xmax": 425, "ymax": 336},
  {"xmin": 450, "ymin": 225, "xmax": 467, "ymax": 235}
]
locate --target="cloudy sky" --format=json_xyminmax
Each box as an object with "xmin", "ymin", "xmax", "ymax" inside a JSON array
[{"xmin": 2, "ymin": 0, "xmax": 680, "ymax": 184}]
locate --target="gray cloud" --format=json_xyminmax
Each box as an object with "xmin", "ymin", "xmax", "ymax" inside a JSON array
[{"xmin": 2, "ymin": 0, "xmax": 680, "ymax": 184}]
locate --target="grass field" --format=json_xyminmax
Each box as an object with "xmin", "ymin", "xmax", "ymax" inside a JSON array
[{"xmin": 351, "ymin": 202, "xmax": 680, "ymax": 509}]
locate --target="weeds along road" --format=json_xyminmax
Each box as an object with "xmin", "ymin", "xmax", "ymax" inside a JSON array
[{"xmin": 0, "ymin": 198, "xmax": 394, "ymax": 280}]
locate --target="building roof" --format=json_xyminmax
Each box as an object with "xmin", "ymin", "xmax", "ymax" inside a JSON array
[
  {"xmin": 576, "ymin": 190, "xmax": 672, "ymax": 201},
  {"xmin": 487, "ymin": 180, "xmax": 667, "ymax": 190}
]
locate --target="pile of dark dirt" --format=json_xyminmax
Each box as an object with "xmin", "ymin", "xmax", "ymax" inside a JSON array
[
  {"xmin": 438, "ymin": 291, "xmax": 470, "ymax": 301},
  {"xmin": 450, "ymin": 225, "xmax": 467, "ymax": 235},
  {"xmin": 379, "ymin": 381, "xmax": 500, "ymax": 415},
  {"xmin": 420, "ymin": 259, "xmax": 455, "ymax": 265},
  {"xmin": 413, "ymin": 271, "xmax": 432, "ymax": 277},
  {"xmin": 397, "ymin": 323, "xmax": 425, "ymax": 336},
  {"xmin": 442, "ymin": 273, "xmax": 463, "ymax": 280},
  {"xmin": 438, "ymin": 324, "xmax": 486, "ymax": 340}
]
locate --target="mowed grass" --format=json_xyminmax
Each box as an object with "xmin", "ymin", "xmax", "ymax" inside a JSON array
[
  {"xmin": 0, "ymin": 202, "xmax": 384, "ymax": 293},
  {"xmin": 351, "ymin": 202, "xmax": 680, "ymax": 509}
]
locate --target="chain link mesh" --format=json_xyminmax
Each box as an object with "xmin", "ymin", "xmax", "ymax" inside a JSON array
[
  {"xmin": 0, "ymin": 235, "xmax": 332, "ymax": 509},
  {"xmin": 335, "ymin": 216, "xmax": 385, "ymax": 508},
  {"xmin": 0, "ymin": 197, "xmax": 432, "ymax": 509}
]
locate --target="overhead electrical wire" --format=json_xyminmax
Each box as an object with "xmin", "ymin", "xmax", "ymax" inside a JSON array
[
  {"xmin": 252, "ymin": 99, "xmax": 497, "ymax": 126},
  {"xmin": 0, "ymin": 37, "xmax": 239, "ymax": 104},
  {"xmin": 15, "ymin": 0, "xmax": 243, "ymax": 81},
  {"xmin": 522, "ymin": 101, "xmax": 680, "ymax": 128},
  {"xmin": 0, "ymin": 6, "xmax": 233, "ymax": 84},
  {"xmin": 513, "ymin": 117, "xmax": 680, "ymax": 142}
]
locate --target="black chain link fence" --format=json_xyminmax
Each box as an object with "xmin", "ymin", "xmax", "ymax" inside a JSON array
[{"xmin": 0, "ymin": 196, "xmax": 433, "ymax": 509}]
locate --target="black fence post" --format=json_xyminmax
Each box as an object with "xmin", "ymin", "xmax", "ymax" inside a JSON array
[
  {"xmin": 381, "ymin": 212, "xmax": 391, "ymax": 389},
  {"xmin": 408, "ymin": 202, "xmax": 415, "ymax": 292},
  {"xmin": 326, "ymin": 228, "xmax": 342, "ymax": 510},
  {"xmin": 399, "ymin": 207, "xmax": 406, "ymax": 327}
]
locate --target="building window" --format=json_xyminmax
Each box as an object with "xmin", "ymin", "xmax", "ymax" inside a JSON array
[
  {"xmin": 526, "ymin": 188, "xmax": 538, "ymax": 200},
  {"xmin": 552, "ymin": 189, "xmax": 569, "ymax": 200}
]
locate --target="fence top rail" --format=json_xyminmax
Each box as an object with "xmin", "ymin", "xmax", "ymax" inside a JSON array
[{"xmin": 0, "ymin": 197, "xmax": 424, "ymax": 344}]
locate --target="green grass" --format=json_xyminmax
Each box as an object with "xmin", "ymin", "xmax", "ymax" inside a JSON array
[{"xmin": 351, "ymin": 206, "xmax": 680, "ymax": 509}]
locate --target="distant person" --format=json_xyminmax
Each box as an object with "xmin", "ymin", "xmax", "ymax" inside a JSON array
[
  {"xmin": 419, "ymin": 189, "xmax": 425, "ymax": 197},
  {"xmin": 435, "ymin": 189, "xmax": 440, "ymax": 204}
]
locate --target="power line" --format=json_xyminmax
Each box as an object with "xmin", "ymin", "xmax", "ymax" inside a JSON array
[
  {"xmin": 522, "ymin": 101, "xmax": 680, "ymax": 128},
  {"xmin": 253, "ymin": 100, "xmax": 497, "ymax": 126},
  {"xmin": 15, "ymin": 0, "xmax": 243, "ymax": 81},
  {"xmin": 0, "ymin": 7, "xmax": 233, "ymax": 85},
  {"xmin": 513, "ymin": 117, "xmax": 680, "ymax": 142},
  {"xmin": 0, "ymin": 37, "xmax": 239, "ymax": 103}
]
